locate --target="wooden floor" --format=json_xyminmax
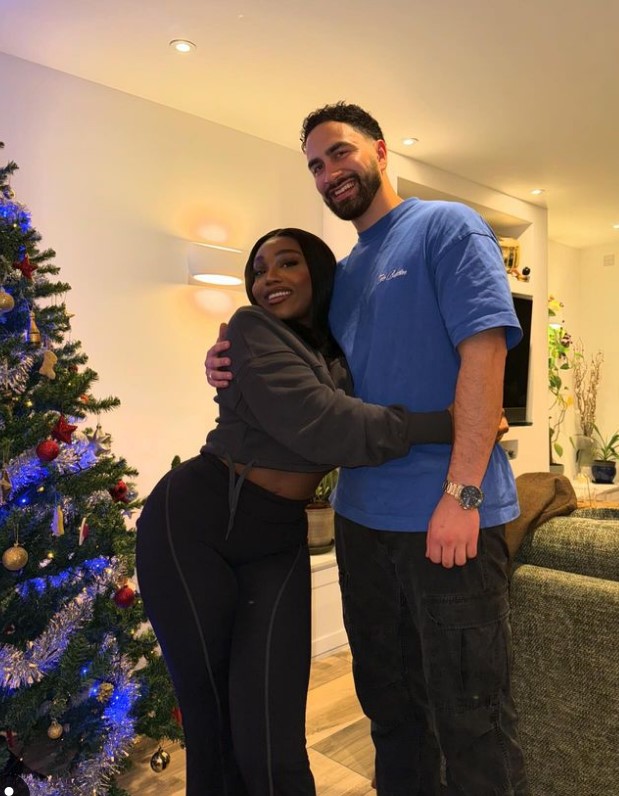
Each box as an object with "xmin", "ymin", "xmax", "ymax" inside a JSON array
[{"xmin": 117, "ymin": 648, "xmax": 374, "ymax": 795}]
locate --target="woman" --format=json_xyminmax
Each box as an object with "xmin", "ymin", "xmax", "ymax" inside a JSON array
[{"xmin": 136, "ymin": 229, "xmax": 454, "ymax": 796}]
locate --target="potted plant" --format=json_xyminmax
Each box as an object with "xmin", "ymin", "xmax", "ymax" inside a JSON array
[
  {"xmin": 591, "ymin": 425, "xmax": 619, "ymax": 484},
  {"xmin": 306, "ymin": 470, "xmax": 338, "ymax": 554},
  {"xmin": 571, "ymin": 340, "xmax": 604, "ymax": 472},
  {"xmin": 547, "ymin": 296, "xmax": 574, "ymax": 472}
]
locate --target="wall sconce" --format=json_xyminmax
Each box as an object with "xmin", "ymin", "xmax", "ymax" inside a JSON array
[{"xmin": 187, "ymin": 242, "xmax": 245, "ymax": 287}]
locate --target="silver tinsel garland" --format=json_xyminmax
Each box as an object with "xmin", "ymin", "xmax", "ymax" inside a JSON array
[
  {"xmin": 21, "ymin": 638, "xmax": 139, "ymax": 796},
  {"xmin": 16, "ymin": 555, "xmax": 122, "ymax": 599},
  {"xmin": 0, "ymin": 557, "xmax": 123, "ymax": 689},
  {"xmin": 3, "ymin": 434, "xmax": 99, "ymax": 497},
  {"xmin": 0, "ymin": 353, "xmax": 36, "ymax": 396}
]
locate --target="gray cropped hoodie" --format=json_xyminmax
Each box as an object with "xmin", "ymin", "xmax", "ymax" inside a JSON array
[
  {"xmin": 202, "ymin": 306, "xmax": 452, "ymax": 473},
  {"xmin": 201, "ymin": 306, "xmax": 453, "ymax": 535}
]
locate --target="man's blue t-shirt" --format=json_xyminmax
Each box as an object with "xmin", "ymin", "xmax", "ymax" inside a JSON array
[{"xmin": 328, "ymin": 198, "xmax": 521, "ymax": 531}]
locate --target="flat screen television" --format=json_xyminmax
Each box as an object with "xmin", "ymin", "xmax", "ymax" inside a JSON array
[{"xmin": 503, "ymin": 294, "xmax": 533, "ymax": 424}]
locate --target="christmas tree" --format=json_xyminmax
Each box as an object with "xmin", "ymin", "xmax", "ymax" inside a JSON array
[{"xmin": 0, "ymin": 142, "xmax": 182, "ymax": 795}]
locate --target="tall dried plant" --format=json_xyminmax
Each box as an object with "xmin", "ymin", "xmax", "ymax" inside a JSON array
[{"xmin": 571, "ymin": 340, "xmax": 604, "ymax": 437}]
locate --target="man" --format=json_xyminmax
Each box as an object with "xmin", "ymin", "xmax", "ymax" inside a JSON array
[{"xmin": 207, "ymin": 102, "xmax": 529, "ymax": 796}]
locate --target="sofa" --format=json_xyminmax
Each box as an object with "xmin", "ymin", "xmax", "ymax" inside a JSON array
[{"xmin": 509, "ymin": 504, "xmax": 619, "ymax": 796}]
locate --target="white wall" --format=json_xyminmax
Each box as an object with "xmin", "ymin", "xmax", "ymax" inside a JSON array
[
  {"xmin": 0, "ymin": 51, "xmax": 322, "ymax": 497},
  {"xmin": 549, "ymin": 241, "xmax": 619, "ymax": 477},
  {"xmin": 576, "ymin": 244, "xmax": 619, "ymax": 446}
]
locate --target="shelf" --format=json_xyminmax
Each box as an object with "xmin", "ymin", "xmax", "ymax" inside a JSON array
[
  {"xmin": 397, "ymin": 178, "xmax": 531, "ymax": 238},
  {"xmin": 310, "ymin": 548, "xmax": 336, "ymax": 572}
]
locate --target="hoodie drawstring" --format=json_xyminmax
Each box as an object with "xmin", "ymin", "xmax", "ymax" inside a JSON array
[{"xmin": 224, "ymin": 452, "xmax": 255, "ymax": 540}]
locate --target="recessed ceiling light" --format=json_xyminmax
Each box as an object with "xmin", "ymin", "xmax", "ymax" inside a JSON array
[
  {"xmin": 530, "ymin": 188, "xmax": 545, "ymax": 196},
  {"xmin": 169, "ymin": 39, "xmax": 196, "ymax": 53},
  {"xmin": 402, "ymin": 137, "xmax": 419, "ymax": 146},
  {"xmin": 613, "ymin": 223, "xmax": 619, "ymax": 230}
]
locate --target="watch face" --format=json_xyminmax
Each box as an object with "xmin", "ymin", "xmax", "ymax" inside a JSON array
[{"xmin": 460, "ymin": 485, "xmax": 483, "ymax": 510}]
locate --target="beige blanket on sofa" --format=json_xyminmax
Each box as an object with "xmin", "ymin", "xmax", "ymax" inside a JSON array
[{"xmin": 505, "ymin": 472, "xmax": 577, "ymax": 558}]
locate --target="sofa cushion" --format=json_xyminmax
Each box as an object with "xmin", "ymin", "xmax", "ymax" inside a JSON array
[
  {"xmin": 572, "ymin": 506, "xmax": 619, "ymax": 521},
  {"xmin": 511, "ymin": 564, "xmax": 619, "ymax": 796},
  {"xmin": 515, "ymin": 515, "xmax": 619, "ymax": 582}
]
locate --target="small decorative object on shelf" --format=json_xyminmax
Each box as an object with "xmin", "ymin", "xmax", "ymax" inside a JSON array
[{"xmin": 499, "ymin": 237, "xmax": 530, "ymax": 282}]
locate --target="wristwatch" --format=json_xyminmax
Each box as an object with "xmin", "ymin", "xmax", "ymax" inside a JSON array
[{"xmin": 442, "ymin": 480, "xmax": 484, "ymax": 510}]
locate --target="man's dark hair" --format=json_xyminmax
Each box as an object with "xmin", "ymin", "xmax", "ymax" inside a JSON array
[
  {"xmin": 244, "ymin": 228, "xmax": 338, "ymax": 355},
  {"xmin": 300, "ymin": 102, "xmax": 385, "ymax": 151}
]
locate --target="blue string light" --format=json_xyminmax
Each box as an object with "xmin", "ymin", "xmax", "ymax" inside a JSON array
[{"xmin": 0, "ymin": 199, "xmax": 31, "ymax": 232}]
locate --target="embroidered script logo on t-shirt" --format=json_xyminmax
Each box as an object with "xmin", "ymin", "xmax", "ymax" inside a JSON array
[{"xmin": 377, "ymin": 268, "xmax": 407, "ymax": 283}]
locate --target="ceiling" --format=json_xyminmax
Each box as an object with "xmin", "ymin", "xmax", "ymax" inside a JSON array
[{"xmin": 2, "ymin": 0, "xmax": 618, "ymax": 250}]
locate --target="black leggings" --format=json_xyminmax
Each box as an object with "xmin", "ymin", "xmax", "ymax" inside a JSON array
[{"xmin": 136, "ymin": 454, "xmax": 316, "ymax": 796}]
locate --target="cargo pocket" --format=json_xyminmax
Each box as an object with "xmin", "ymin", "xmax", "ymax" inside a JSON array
[{"xmin": 421, "ymin": 588, "xmax": 511, "ymax": 711}]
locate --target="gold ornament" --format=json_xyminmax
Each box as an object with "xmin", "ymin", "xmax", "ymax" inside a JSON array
[
  {"xmin": 96, "ymin": 682, "xmax": 114, "ymax": 702},
  {"xmin": 150, "ymin": 747, "xmax": 170, "ymax": 773},
  {"xmin": 47, "ymin": 719, "xmax": 63, "ymax": 740},
  {"xmin": 0, "ymin": 287, "xmax": 15, "ymax": 315},
  {"xmin": 39, "ymin": 348, "xmax": 58, "ymax": 379},
  {"xmin": 26, "ymin": 310, "xmax": 42, "ymax": 345},
  {"xmin": 2, "ymin": 543, "xmax": 29, "ymax": 571}
]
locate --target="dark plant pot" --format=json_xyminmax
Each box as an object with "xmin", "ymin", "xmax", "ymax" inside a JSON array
[{"xmin": 591, "ymin": 460, "xmax": 616, "ymax": 484}]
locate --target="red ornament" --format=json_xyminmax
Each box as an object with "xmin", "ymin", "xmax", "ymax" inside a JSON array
[
  {"xmin": 113, "ymin": 584, "xmax": 136, "ymax": 608},
  {"xmin": 15, "ymin": 253, "xmax": 38, "ymax": 280},
  {"xmin": 109, "ymin": 480, "xmax": 129, "ymax": 503},
  {"xmin": 171, "ymin": 706, "xmax": 183, "ymax": 726},
  {"xmin": 36, "ymin": 439, "xmax": 60, "ymax": 462},
  {"xmin": 51, "ymin": 415, "xmax": 77, "ymax": 444}
]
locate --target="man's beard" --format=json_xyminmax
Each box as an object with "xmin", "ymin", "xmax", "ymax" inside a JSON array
[{"xmin": 324, "ymin": 164, "xmax": 381, "ymax": 221}]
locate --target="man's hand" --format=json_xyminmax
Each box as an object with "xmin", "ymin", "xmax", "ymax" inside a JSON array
[
  {"xmin": 427, "ymin": 328, "xmax": 506, "ymax": 569},
  {"xmin": 426, "ymin": 494, "xmax": 479, "ymax": 568},
  {"xmin": 205, "ymin": 323, "xmax": 233, "ymax": 388}
]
